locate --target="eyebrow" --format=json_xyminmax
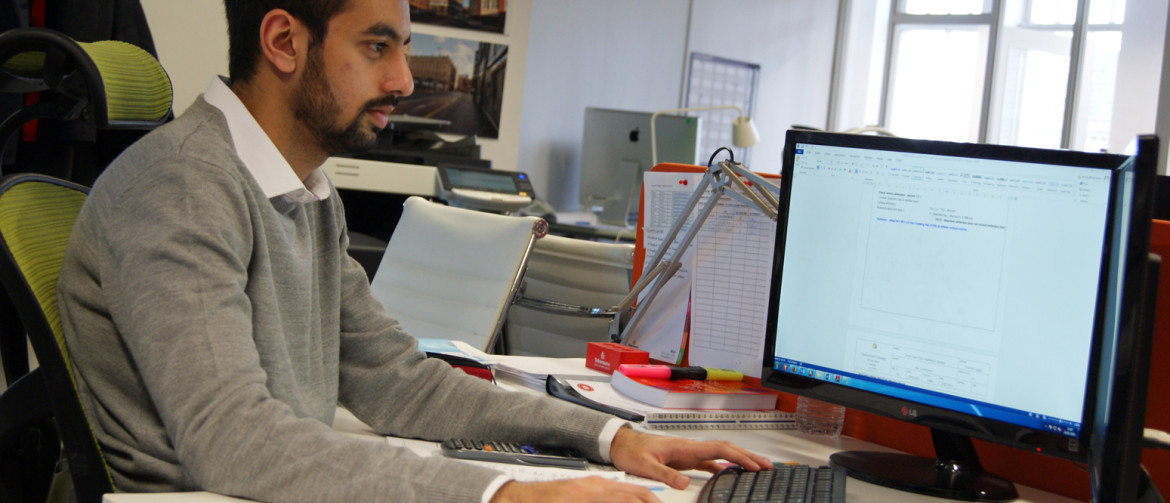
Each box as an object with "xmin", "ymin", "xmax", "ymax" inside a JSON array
[{"xmin": 365, "ymin": 23, "xmax": 410, "ymax": 46}]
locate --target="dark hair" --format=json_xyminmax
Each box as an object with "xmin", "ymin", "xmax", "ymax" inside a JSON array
[{"xmin": 224, "ymin": 0, "xmax": 350, "ymax": 83}]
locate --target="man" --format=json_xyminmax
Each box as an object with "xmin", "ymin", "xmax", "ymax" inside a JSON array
[{"xmin": 56, "ymin": 0, "xmax": 772, "ymax": 501}]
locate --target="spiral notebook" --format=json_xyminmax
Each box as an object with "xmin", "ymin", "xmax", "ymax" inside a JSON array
[{"xmin": 547, "ymin": 375, "xmax": 794, "ymax": 430}]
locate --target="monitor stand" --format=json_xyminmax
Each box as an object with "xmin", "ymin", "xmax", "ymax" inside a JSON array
[{"xmin": 829, "ymin": 429, "xmax": 1018, "ymax": 502}]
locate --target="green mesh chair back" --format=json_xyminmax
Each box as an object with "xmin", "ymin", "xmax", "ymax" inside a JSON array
[
  {"xmin": 0, "ymin": 173, "xmax": 112, "ymax": 503},
  {"xmin": 0, "ymin": 27, "xmax": 172, "ymax": 183}
]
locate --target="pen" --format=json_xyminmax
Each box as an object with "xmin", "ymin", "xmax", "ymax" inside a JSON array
[{"xmin": 617, "ymin": 364, "xmax": 744, "ymax": 381}]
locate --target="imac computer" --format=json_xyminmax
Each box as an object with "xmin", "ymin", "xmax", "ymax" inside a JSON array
[
  {"xmin": 578, "ymin": 107, "xmax": 702, "ymax": 226},
  {"xmin": 763, "ymin": 130, "xmax": 1159, "ymax": 501}
]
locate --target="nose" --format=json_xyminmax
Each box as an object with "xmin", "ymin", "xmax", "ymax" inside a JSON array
[{"xmin": 384, "ymin": 50, "xmax": 414, "ymax": 98}]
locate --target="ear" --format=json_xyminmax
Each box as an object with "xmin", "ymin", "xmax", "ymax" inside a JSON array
[{"xmin": 257, "ymin": 9, "xmax": 308, "ymax": 76}]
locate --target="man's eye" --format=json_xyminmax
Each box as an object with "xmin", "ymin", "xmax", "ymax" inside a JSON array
[{"xmin": 370, "ymin": 42, "xmax": 388, "ymax": 54}]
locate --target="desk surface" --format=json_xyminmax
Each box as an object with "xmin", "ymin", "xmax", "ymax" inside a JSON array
[{"xmin": 102, "ymin": 378, "xmax": 1078, "ymax": 503}]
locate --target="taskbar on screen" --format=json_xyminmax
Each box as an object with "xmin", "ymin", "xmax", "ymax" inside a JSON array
[{"xmin": 772, "ymin": 357, "xmax": 1080, "ymax": 438}]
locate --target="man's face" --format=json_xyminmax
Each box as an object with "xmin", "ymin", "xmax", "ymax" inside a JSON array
[{"xmin": 292, "ymin": 0, "xmax": 414, "ymax": 155}]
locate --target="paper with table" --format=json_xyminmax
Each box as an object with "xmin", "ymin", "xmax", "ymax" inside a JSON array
[{"xmin": 627, "ymin": 170, "xmax": 779, "ymax": 377}]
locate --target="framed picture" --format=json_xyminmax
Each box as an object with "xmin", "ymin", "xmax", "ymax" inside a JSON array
[
  {"xmin": 408, "ymin": 0, "xmax": 507, "ymax": 35},
  {"xmin": 399, "ymin": 32, "xmax": 508, "ymax": 139}
]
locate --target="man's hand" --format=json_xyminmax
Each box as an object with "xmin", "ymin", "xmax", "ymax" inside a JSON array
[
  {"xmin": 490, "ymin": 477, "xmax": 659, "ymax": 503},
  {"xmin": 609, "ymin": 426, "xmax": 773, "ymax": 490}
]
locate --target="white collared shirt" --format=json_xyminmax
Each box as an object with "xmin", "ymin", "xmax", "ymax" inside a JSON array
[{"xmin": 202, "ymin": 77, "xmax": 331, "ymax": 204}]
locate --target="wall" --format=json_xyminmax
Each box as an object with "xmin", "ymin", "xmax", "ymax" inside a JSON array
[
  {"xmin": 686, "ymin": 0, "xmax": 839, "ymax": 176},
  {"xmin": 139, "ymin": 0, "xmax": 229, "ymax": 114},
  {"xmin": 518, "ymin": 1, "xmax": 841, "ymax": 210},
  {"xmin": 516, "ymin": 1, "xmax": 692, "ymax": 210},
  {"xmin": 1110, "ymin": 0, "xmax": 1170, "ymax": 155}
]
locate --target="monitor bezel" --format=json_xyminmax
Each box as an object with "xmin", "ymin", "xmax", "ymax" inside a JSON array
[{"xmin": 763, "ymin": 129, "xmax": 1130, "ymax": 463}]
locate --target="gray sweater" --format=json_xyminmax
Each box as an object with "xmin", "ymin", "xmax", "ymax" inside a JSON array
[{"xmin": 57, "ymin": 98, "xmax": 612, "ymax": 502}]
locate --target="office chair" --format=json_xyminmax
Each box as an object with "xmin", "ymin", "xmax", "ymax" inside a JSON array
[
  {"xmin": 0, "ymin": 27, "xmax": 172, "ymax": 184},
  {"xmin": 502, "ymin": 235, "xmax": 634, "ymax": 357},
  {"xmin": 0, "ymin": 173, "xmax": 113, "ymax": 503},
  {"xmin": 369, "ymin": 196, "xmax": 547, "ymax": 352}
]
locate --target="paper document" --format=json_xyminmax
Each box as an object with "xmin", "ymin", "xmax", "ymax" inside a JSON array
[
  {"xmin": 416, "ymin": 338, "xmax": 491, "ymax": 362},
  {"xmin": 482, "ymin": 354, "xmax": 607, "ymax": 391},
  {"xmin": 625, "ymin": 172, "xmax": 702, "ymax": 363},
  {"xmin": 688, "ymin": 187, "xmax": 778, "ymax": 377}
]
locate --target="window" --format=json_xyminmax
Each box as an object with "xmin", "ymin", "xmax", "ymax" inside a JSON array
[{"xmin": 830, "ymin": 0, "xmax": 1165, "ymax": 153}]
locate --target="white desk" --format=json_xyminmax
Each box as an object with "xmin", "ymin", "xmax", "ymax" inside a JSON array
[{"xmin": 101, "ymin": 376, "xmax": 1079, "ymax": 503}]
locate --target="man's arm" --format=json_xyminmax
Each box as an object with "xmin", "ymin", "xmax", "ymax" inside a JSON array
[{"xmin": 80, "ymin": 159, "xmax": 508, "ymax": 501}]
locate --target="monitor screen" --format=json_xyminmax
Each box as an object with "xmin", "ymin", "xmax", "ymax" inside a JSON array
[
  {"xmin": 764, "ymin": 130, "xmax": 1132, "ymax": 500},
  {"xmin": 578, "ymin": 108, "xmax": 702, "ymax": 226}
]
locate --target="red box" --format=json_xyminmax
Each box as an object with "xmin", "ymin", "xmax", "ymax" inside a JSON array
[{"xmin": 586, "ymin": 342, "xmax": 649, "ymax": 374}]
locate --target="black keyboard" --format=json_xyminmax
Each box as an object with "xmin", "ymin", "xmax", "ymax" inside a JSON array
[{"xmin": 697, "ymin": 463, "xmax": 846, "ymax": 503}]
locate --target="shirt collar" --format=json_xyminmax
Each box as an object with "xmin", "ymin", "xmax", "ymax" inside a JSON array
[{"xmin": 203, "ymin": 76, "xmax": 330, "ymax": 203}]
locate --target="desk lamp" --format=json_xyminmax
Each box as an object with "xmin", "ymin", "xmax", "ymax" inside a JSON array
[
  {"xmin": 649, "ymin": 105, "xmax": 760, "ymax": 167},
  {"xmin": 607, "ymin": 147, "xmax": 780, "ymax": 345}
]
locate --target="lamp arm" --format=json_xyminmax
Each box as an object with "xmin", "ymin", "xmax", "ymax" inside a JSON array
[
  {"xmin": 614, "ymin": 260, "xmax": 667, "ymax": 314},
  {"xmin": 611, "ymin": 169, "xmax": 714, "ymax": 320},
  {"xmin": 612, "ymin": 160, "xmax": 780, "ymax": 346},
  {"xmin": 723, "ymin": 161, "xmax": 781, "ymax": 215},
  {"xmin": 650, "ymin": 105, "xmax": 746, "ymax": 167},
  {"xmin": 618, "ymin": 178, "xmax": 727, "ymax": 345},
  {"xmin": 721, "ymin": 177, "xmax": 779, "ymax": 221}
]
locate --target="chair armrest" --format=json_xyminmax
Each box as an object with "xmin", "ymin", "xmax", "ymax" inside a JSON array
[{"xmin": 512, "ymin": 297, "xmax": 618, "ymax": 318}]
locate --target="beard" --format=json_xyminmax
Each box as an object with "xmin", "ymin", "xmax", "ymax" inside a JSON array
[{"xmin": 292, "ymin": 47, "xmax": 398, "ymax": 155}]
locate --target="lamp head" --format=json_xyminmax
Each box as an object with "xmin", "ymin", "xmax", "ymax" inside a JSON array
[{"xmin": 732, "ymin": 116, "xmax": 759, "ymax": 148}]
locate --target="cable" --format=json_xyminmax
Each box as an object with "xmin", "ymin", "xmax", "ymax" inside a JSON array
[{"xmin": 706, "ymin": 146, "xmax": 734, "ymax": 169}]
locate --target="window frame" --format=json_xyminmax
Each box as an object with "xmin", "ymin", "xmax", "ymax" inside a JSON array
[{"xmin": 831, "ymin": 0, "xmax": 1130, "ymax": 150}]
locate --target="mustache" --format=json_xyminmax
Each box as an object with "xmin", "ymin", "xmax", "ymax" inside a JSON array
[{"xmin": 365, "ymin": 95, "xmax": 400, "ymax": 110}]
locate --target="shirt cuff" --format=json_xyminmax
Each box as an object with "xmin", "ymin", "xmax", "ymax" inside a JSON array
[
  {"xmin": 597, "ymin": 418, "xmax": 629, "ymax": 463},
  {"xmin": 480, "ymin": 474, "xmax": 513, "ymax": 503}
]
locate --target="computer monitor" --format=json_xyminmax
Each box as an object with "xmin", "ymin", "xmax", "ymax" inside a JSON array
[
  {"xmin": 763, "ymin": 129, "xmax": 1150, "ymax": 501},
  {"xmin": 578, "ymin": 107, "xmax": 702, "ymax": 226},
  {"xmin": 1090, "ymin": 135, "xmax": 1160, "ymax": 502}
]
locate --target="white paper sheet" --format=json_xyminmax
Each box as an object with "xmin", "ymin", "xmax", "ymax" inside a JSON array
[
  {"xmin": 622, "ymin": 172, "xmax": 703, "ymax": 363},
  {"xmin": 688, "ymin": 188, "xmax": 778, "ymax": 378}
]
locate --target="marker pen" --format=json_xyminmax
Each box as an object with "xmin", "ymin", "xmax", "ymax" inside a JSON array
[{"xmin": 617, "ymin": 364, "xmax": 744, "ymax": 381}]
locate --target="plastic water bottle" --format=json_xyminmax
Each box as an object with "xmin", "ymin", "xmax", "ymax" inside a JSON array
[{"xmin": 795, "ymin": 396, "xmax": 845, "ymax": 437}]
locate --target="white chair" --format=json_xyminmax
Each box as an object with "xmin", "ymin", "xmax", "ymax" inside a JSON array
[
  {"xmin": 369, "ymin": 196, "xmax": 546, "ymax": 352},
  {"xmin": 502, "ymin": 235, "xmax": 634, "ymax": 357}
]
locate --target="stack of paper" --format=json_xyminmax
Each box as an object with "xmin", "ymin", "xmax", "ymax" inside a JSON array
[
  {"xmin": 553, "ymin": 376, "xmax": 794, "ymax": 430},
  {"xmin": 487, "ymin": 355, "xmax": 607, "ymax": 391}
]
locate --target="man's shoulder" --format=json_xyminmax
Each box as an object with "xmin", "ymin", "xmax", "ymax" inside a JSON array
[
  {"xmin": 119, "ymin": 98, "xmax": 236, "ymax": 168},
  {"xmin": 94, "ymin": 98, "xmax": 249, "ymax": 195}
]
